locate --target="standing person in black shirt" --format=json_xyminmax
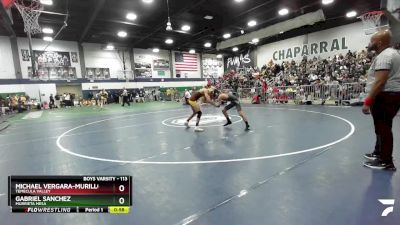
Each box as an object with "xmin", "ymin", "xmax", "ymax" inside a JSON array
[{"xmin": 49, "ymin": 94, "xmax": 55, "ymax": 109}]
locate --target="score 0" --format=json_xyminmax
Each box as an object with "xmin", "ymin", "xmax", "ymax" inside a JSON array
[
  {"xmin": 116, "ymin": 182, "xmax": 129, "ymax": 194},
  {"xmin": 115, "ymin": 182, "xmax": 129, "ymax": 206},
  {"xmin": 118, "ymin": 184, "xmax": 125, "ymax": 192},
  {"xmin": 118, "ymin": 184, "xmax": 125, "ymax": 205}
]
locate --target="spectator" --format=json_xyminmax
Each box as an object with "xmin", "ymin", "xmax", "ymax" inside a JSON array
[
  {"xmin": 49, "ymin": 94, "xmax": 55, "ymax": 109},
  {"xmin": 99, "ymin": 89, "xmax": 108, "ymax": 108},
  {"xmin": 138, "ymin": 89, "xmax": 145, "ymax": 103},
  {"xmin": 252, "ymin": 94, "xmax": 261, "ymax": 104},
  {"xmin": 65, "ymin": 93, "xmax": 71, "ymax": 107},
  {"xmin": 55, "ymin": 94, "xmax": 60, "ymax": 108},
  {"xmin": 155, "ymin": 89, "xmax": 160, "ymax": 101},
  {"xmin": 70, "ymin": 93, "xmax": 75, "ymax": 107}
]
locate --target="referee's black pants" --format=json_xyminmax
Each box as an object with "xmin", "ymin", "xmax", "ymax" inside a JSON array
[
  {"xmin": 122, "ymin": 96, "xmax": 130, "ymax": 106},
  {"xmin": 371, "ymin": 92, "xmax": 400, "ymax": 163}
]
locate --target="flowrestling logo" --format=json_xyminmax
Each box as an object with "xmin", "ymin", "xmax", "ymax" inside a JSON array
[
  {"xmin": 379, "ymin": 199, "xmax": 395, "ymax": 217},
  {"xmin": 162, "ymin": 114, "xmax": 242, "ymax": 127}
]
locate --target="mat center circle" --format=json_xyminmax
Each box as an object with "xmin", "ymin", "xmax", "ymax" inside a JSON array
[{"xmin": 56, "ymin": 108, "xmax": 355, "ymax": 164}]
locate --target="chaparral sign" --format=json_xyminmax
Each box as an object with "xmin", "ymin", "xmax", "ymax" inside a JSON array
[{"xmin": 272, "ymin": 37, "xmax": 349, "ymax": 61}]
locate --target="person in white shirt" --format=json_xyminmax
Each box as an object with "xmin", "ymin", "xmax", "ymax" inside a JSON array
[
  {"xmin": 324, "ymin": 75, "xmax": 331, "ymax": 83},
  {"xmin": 184, "ymin": 89, "xmax": 191, "ymax": 105},
  {"xmin": 121, "ymin": 88, "xmax": 130, "ymax": 107},
  {"xmin": 65, "ymin": 93, "xmax": 71, "ymax": 107},
  {"xmin": 363, "ymin": 30, "xmax": 400, "ymax": 171}
]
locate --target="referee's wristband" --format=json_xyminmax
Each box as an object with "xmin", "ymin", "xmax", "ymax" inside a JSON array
[{"xmin": 364, "ymin": 96, "xmax": 374, "ymax": 107}]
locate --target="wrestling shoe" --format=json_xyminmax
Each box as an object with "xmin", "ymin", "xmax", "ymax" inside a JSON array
[
  {"xmin": 194, "ymin": 127, "xmax": 204, "ymax": 132},
  {"xmin": 363, "ymin": 159, "xmax": 396, "ymax": 171},
  {"xmin": 184, "ymin": 121, "xmax": 190, "ymax": 128},
  {"xmin": 223, "ymin": 120, "xmax": 232, "ymax": 127},
  {"xmin": 364, "ymin": 153, "xmax": 380, "ymax": 161}
]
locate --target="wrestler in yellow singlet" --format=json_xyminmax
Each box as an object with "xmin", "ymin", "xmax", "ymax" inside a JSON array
[{"xmin": 185, "ymin": 87, "xmax": 218, "ymax": 132}]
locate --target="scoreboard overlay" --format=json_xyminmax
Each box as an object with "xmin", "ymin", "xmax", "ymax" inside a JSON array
[{"xmin": 8, "ymin": 176, "xmax": 132, "ymax": 214}]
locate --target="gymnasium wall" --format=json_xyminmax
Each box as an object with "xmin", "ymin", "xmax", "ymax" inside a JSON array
[
  {"xmin": 55, "ymin": 84, "xmax": 83, "ymax": 98},
  {"xmin": 133, "ymin": 48, "xmax": 171, "ymax": 79},
  {"xmin": 172, "ymin": 51, "xmax": 202, "ymax": 79},
  {"xmin": 80, "ymin": 81, "xmax": 207, "ymax": 91},
  {"xmin": 256, "ymin": 22, "xmax": 371, "ymax": 67},
  {"xmin": 0, "ymin": 36, "xmax": 16, "ymax": 79},
  {"xmin": 0, "ymin": 83, "xmax": 56, "ymax": 101},
  {"xmin": 0, "ymin": 36, "xmax": 210, "ymax": 80},
  {"xmin": 83, "ymin": 43, "xmax": 132, "ymax": 79},
  {"xmin": 17, "ymin": 38, "xmax": 81, "ymax": 78},
  {"xmin": 23, "ymin": 83, "xmax": 57, "ymax": 101}
]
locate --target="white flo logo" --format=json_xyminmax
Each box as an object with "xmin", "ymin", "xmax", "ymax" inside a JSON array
[{"xmin": 379, "ymin": 199, "xmax": 395, "ymax": 217}]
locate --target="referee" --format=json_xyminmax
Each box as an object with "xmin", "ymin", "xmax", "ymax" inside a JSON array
[
  {"xmin": 121, "ymin": 88, "xmax": 130, "ymax": 107},
  {"xmin": 363, "ymin": 30, "xmax": 400, "ymax": 171}
]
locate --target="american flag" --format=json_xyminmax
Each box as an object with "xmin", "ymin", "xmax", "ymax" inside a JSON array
[{"xmin": 175, "ymin": 52, "xmax": 198, "ymax": 71}]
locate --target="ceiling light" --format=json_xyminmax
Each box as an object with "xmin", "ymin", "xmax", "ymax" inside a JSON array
[
  {"xmin": 166, "ymin": 21, "xmax": 173, "ymax": 31},
  {"xmin": 142, "ymin": 0, "xmax": 153, "ymax": 3},
  {"xmin": 232, "ymin": 47, "xmax": 239, "ymax": 52},
  {"xmin": 106, "ymin": 44, "xmax": 114, "ymax": 50},
  {"xmin": 42, "ymin": 28, "xmax": 54, "ymax": 34},
  {"xmin": 322, "ymin": 0, "xmax": 334, "ymax": 5},
  {"xmin": 248, "ymin": 20, "xmax": 257, "ymax": 27},
  {"xmin": 216, "ymin": 54, "xmax": 223, "ymax": 58},
  {"xmin": 223, "ymin": 33, "xmax": 231, "ymax": 39},
  {"xmin": 252, "ymin": 38, "xmax": 259, "ymax": 44},
  {"xmin": 153, "ymin": 48, "xmax": 160, "ymax": 53},
  {"xmin": 117, "ymin": 31, "xmax": 127, "ymax": 38},
  {"xmin": 235, "ymin": 0, "xmax": 244, "ymax": 2},
  {"xmin": 346, "ymin": 11, "xmax": 357, "ymax": 18},
  {"xmin": 126, "ymin": 13, "xmax": 137, "ymax": 21},
  {"xmin": 43, "ymin": 36, "xmax": 53, "ymax": 42},
  {"xmin": 189, "ymin": 49, "xmax": 196, "ymax": 54},
  {"xmin": 165, "ymin": 38, "xmax": 174, "ymax": 44},
  {"xmin": 166, "ymin": 0, "xmax": 173, "ymax": 31},
  {"xmin": 204, "ymin": 15, "xmax": 214, "ymax": 20},
  {"xmin": 204, "ymin": 42, "xmax": 212, "ymax": 48},
  {"xmin": 241, "ymin": 29, "xmax": 245, "ymax": 34},
  {"xmin": 181, "ymin": 25, "xmax": 191, "ymax": 31},
  {"xmin": 278, "ymin": 8, "xmax": 289, "ymax": 16},
  {"xmin": 40, "ymin": 0, "xmax": 53, "ymax": 5}
]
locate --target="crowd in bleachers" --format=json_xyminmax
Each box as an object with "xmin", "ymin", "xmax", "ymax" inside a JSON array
[
  {"xmin": 207, "ymin": 49, "xmax": 383, "ymax": 106},
  {"xmin": 214, "ymin": 50, "xmax": 375, "ymax": 91}
]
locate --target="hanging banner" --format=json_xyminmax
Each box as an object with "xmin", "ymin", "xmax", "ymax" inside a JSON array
[
  {"xmin": 224, "ymin": 48, "xmax": 256, "ymax": 72},
  {"xmin": 33, "ymin": 50, "xmax": 71, "ymax": 67}
]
